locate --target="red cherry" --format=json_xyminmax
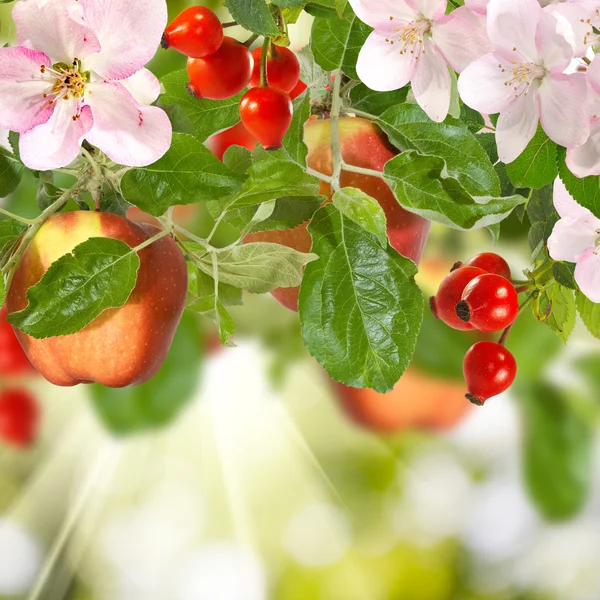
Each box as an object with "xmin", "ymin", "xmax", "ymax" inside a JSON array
[
  {"xmin": 239, "ymin": 86, "xmax": 293, "ymax": 150},
  {"xmin": 187, "ymin": 37, "xmax": 253, "ymax": 100},
  {"xmin": 289, "ymin": 79, "xmax": 308, "ymax": 100},
  {"xmin": 249, "ymin": 45, "xmax": 301, "ymax": 93},
  {"xmin": 456, "ymin": 273, "xmax": 519, "ymax": 332},
  {"xmin": 205, "ymin": 122, "xmax": 257, "ymax": 161},
  {"xmin": 463, "ymin": 341, "xmax": 517, "ymax": 405},
  {"xmin": 0, "ymin": 306, "xmax": 33, "ymax": 376},
  {"xmin": 0, "ymin": 388, "xmax": 39, "ymax": 447},
  {"xmin": 162, "ymin": 6, "xmax": 223, "ymax": 58},
  {"xmin": 430, "ymin": 266, "xmax": 487, "ymax": 331},
  {"xmin": 461, "ymin": 252, "xmax": 511, "ymax": 280}
]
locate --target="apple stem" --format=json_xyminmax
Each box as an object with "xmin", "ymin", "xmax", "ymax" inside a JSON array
[
  {"xmin": 345, "ymin": 107, "xmax": 378, "ymax": 122},
  {"xmin": 131, "ymin": 228, "xmax": 171, "ymax": 253},
  {"xmin": 0, "ymin": 208, "xmax": 34, "ymax": 226}
]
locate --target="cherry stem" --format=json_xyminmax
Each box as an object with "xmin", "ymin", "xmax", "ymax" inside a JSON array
[
  {"xmin": 259, "ymin": 37, "xmax": 270, "ymax": 87},
  {"xmin": 222, "ymin": 21, "xmax": 237, "ymax": 28},
  {"xmin": 243, "ymin": 34, "xmax": 259, "ymax": 48},
  {"xmin": 498, "ymin": 293, "xmax": 536, "ymax": 346}
]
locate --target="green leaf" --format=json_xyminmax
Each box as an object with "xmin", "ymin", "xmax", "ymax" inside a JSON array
[
  {"xmin": 0, "ymin": 219, "xmax": 27, "ymax": 255},
  {"xmin": 8, "ymin": 238, "xmax": 140, "ymax": 339},
  {"xmin": 100, "ymin": 190, "xmax": 131, "ymax": 216},
  {"xmin": 459, "ymin": 104, "xmax": 486, "ymax": 133},
  {"xmin": 299, "ymin": 204, "xmax": 423, "ymax": 393},
  {"xmin": 552, "ymin": 261, "xmax": 578, "ymax": 290},
  {"xmin": 310, "ymin": 11, "xmax": 371, "ymax": 80},
  {"xmin": 225, "ymin": 0, "xmax": 279, "ymax": 35},
  {"xmin": 297, "ymin": 46, "xmax": 327, "ymax": 88},
  {"xmin": 197, "ymin": 243, "xmax": 317, "ymax": 294},
  {"xmin": 192, "ymin": 267, "xmax": 243, "ymax": 307},
  {"xmin": 8, "ymin": 131, "xmax": 20, "ymax": 160},
  {"xmin": 281, "ymin": 92, "xmax": 311, "ymax": 167},
  {"xmin": 304, "ymin": 1, "xmax": 339, "ymax": 18},
  {"xmin": 521, "ymin": 382, "xmax": 593, "ymax": 521},
  {"xmin": 121, "ymin": 133, "xmax": 244, "ymax": 216},
  {"xmin": 0, "ymin": 273, "xmax": 5, "ymax": 307},
  {"xmin": 0, "ymin": 146, "xmax": 24, "ymax": 198},
  {"xmin": 36, "ymin": 181, "xmax": 62, "ymax": 211},
  {"xmin": 160, "ymin": 70, "xmax": 245, "ymax": 141},
  {"xmin": 332, "ymin": 187, "xmax": 387, "ymax": 247},
  {"xmin": 90, "ymin": 311, "xmax": 201, "ymax": 435},
  {"xmin": 506, "ymin": 127, "xmax": 558, "ymax": 189},
  {"xmin": 557, "ymin": 148, "xmax": 600, "ymax": 218},
  {"xmin": 384, "ymin": 151, "xmax": 524, "ymax": 229},
  {"xmin": 349, "ymin": 84, "xmax": 409, "ymax": 117},
  {"xmin": 223, "ymin": 145, "xmax": 253, "ymax": 175},
  {"xmin": 576, "ymin": 292, "xmax": 600, "ymax": 339},
  {"xmin": 378, "ymin": 103, "xmax": 500, "ymax": 197},
  {"xmin": 272, "ymin": 0, "xmax": 306, "ymax": 6},
  {"xmin": 534, "ymin": 282, "xmax": 576, "ymax": 343}
]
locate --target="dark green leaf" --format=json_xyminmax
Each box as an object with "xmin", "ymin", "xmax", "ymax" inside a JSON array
[
  {"xmin": 304, "ymin": 1, "xmax": 339, "ymax": 18},
  {"xmin": 121, "ymin": 133, "xmax": 244, "ymax": 216},
  {"xmin": 223, "ymin": 145, "xmax": 253, "ymax": 175},
  {"xmin": 332, "ymin": 187, "xmax": 387, "ymax": 247},
  {"xmin": 378, "ymin": 103, "xmax": 500, "ymax": 197},
  {"xmin": 100, "ymin": 190, "xmax": 131, "ymax": 216},
  {"xmin": 36, "ymin": 181, "xmax": 62, "ymax": 211},
  {"xmin": 459, "ymin": 104, "xmax": 485, "ymax": 133},
  {"xmin": 0, "ymin": 146, "xmax": 24, "ymax": 198},
  {"xmin": 272, "ymin": 0, "xmax": 306, "ymax": 6},
  {"xmin": 9, "ymin": 238, "xmax": 140, "ymax": 339},
  {"xmin": 90, "ymin": 311, "xmax": 201, "ymax": 435},
  {"xmin": 506, "ymin": 127, "xmax": 557, "ymax": 189},
  {"xmin": 8, "ymin": 131, "xmax": 20, "ymax": 160},
  {"xmin": 557, "ymin": 148, "xmax": 600, "ymax": 218},
  {"xmin": 349, "ymin": 84, "xmax": 409, "ymax": 117},
  {"xmin": 576, "ymin": 292, "xmax": 600, "ymax": 339},
  {"xmin": 224, "ymin": 0, "xmax": 279, "ymax": 35},
  {"xmin": 299, "ymin": 204, "xmax": 423, "ymax": 393},
  {"xmin": 552, "ymin": 261, "xmax": 577, "ymax": 290},
  {"xmin": 0, "ymin": 219, "xmax": 27, "ymax": 255}
]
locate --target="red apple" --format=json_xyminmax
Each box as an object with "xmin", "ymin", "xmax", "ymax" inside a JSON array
[
  {"xmin": 6, "ymin": 212, "xmax": 188, "ymax": 388},
  {"xmin": 333, "ymin": 367, "xmax": 470, "ymax": 433},
  {"xmin": 0, "ymin": 306, "xmax": 34, "ymax": 376},
  {"xmin": 127, "ymin": 204, "xmax": 199, "ymax": 229},
  {"xmin": 0, "ymin": 388, "xmax": 39, "ymax": 447},
  {"xmin": 246, "ymin": 117, "xmax": 431, "ymax": 311},
  {"xmin": 205, "ymin": 121, "xmax": 258, "ymax": 161}
]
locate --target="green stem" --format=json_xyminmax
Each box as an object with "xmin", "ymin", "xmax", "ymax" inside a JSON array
[
  {"xmin": 330, "ymin": 69, "xmax": 343, "ymax": 192},
  {"xmin": 341, "ymin": 163, "xmax": 384, "ymax": 179},
  {"xmin": 131, "ymin": 228, "xmax": 170, "ymax": 253},
  {"xmin": 0, "ymin": 208, "xmax": 34, "ymax": 225},
  {"xmin": 498, "ymin": 293, "xmax": 536, "ymax": 346},
  {"xmin": 306, "ymin": 166, "xmax": 332, "ymax": 183},
  {"xmin": 260, "ymin": 37, "xmax": 270, "ymax": 87},
  {"xmin": 345, "ymin": 107, "xmax": 378, "ymax": 121}
]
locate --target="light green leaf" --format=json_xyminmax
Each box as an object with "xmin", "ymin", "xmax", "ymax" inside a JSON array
[
  {"xmin": 281, "ymin": 91, "xmax": 311, "ymax": 167},
  {"xmin": 378, "ymin": 103, "xmax": 500, "ymax": 197},
  {"xmin": 8, "ymin": 238, "xmax": 140, "ymax": 339},
  {"xmin": 576, "ymin": 292, "xmax": 600, "ymax": 339},
  {"xmin": 0, "ymin": 146, "xmax": 24, "ymax": 198},
  {"xmin": 299, "ymin": 204, "xmax": 424, "ymax": 393},
  {"xmin": 223, "ymin": 145, "xmax": 253, "ymax": 175},
  {"xmin": 160, "ymin": 70, "xmax": 245, "ymax": 141},
  {"xmin": 506, "ymin": 127, "xmax": 557, "ymax": 189},
  {"xmin": 0, "ymin": 219, "xmax": 27, "ymax": 255},
  {"xmin": 297, "ymin": 46, "xmax": 327, "ymax": 88},
  {"xmin": 121, "ymin": 133, "xmax": 244, "ymax": 216},
  {"xmin": 384, "ymin": 151, "xmax": 524, "ymax": 229},
  {"xmin": 332, "ymin": 187, "xmax": 387, "ymax": 247},
  {"xmin": 191, "ymin": 265, "xmax": 243, "ymax": 307},
  {"xmin": 534, "ymin": 282, "xmax": 576, "ymax": 343},
  {"xmin": 224, "ymin": 0, "xmax": 279, "ymax": 35}
]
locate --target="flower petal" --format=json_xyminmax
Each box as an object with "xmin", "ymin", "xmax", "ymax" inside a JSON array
[
  {"xmin": 433, "ymin": 6, "xmax": 491, "ymax": 73},
  {"xmin": 411, "ymin": 38, "xmax": 450, "ymax": 122},
  {"xmin": 347, "ymin": 0, "xmax": 415, "ymax": 28},
  {"xmin": 545, "ymin": 3, "xmax": 589, "ymax": 58},
  {"xmin": 356, "ymin": 30, "xmax": 417, "ymax": 92},
  {"xmin": 19, "ymin": 102, "xmax": 93, "ymax": 170},
  {"xmin": 119, "ymin": 68, "xmax": 160, "ymax": 105},
  {"xmin": 406, "ymin": 0, "xmax": 446, "ymax": 20},
  {"xmin": 13, "ymin": 0, "xmax": 100, "ymax": 63},
  {"xmin": 80, "ymin": 0, "xmax": 167, "ymax": 80},
  {"xmin": 534, "ymin": 12, "xmax": 574, "ymax": 71},
  {"xmin": 585, "ymin": 54, "xmax": 600, "ymax": 98},
  {"xmin": 553, "ymin": 177, "xmax": 594, "ymax": 220},
  {"xmin": 566, "ymin": 118, "xmax": 600, "ymax": 178},
  {"xmin": 465, "ymin": 0, "xmax": 488, "ymax": 14},
  {"xmin": 457, "ymin": 52, "xmax": 516, "ymax": 114},
  {"xmin": 548, "ymin": 216, "xmax": 600, "ymax": 263},
  {"xmin": 0, "ymin": 47, "xmax": 54, "ymax": 133},
  {"xmin": 496, "ymin": 91, "xmax": 539, "ymax": 163},
  {"xmin": 538, "ymin": 73, "xmax": 589, "ymax": 149},
  {"xmin": 85, "ymin": 81, "xmax": 171, "ymax": 167},
  {"xmin": 486, "ymin": 0, "xmax": 542, "ymax": 62},
  {"xmin": 575, "ymin": 247, "xmax": 600, "ymax": 303}
]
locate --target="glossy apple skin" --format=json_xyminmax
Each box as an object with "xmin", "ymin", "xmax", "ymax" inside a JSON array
[
  {"xmin": 6, "ymin": 212, "xmax": 188, "ymax": 388},
  {"xmin": 0, "ymin": 306, "xmax": 34, "ymax": 376},
  {"xmin": 333, "ymin": 368, "xmax": 470, "ymax": 433},
  {"xmin": 246, "ymin": 117, "xmax": 431, "ymax": 311}
]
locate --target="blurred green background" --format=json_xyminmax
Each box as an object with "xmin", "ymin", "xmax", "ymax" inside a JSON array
[{"xmin": 2, "ymin": 1, "xmax": 600, "ymax": 599}]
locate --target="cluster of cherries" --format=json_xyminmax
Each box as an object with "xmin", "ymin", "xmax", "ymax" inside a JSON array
[
  {"xmin": 0, "ymin": 307, "xmax": 39, "ymax": 448},
  {"xmin": 162, "ymin": 6, "xmax": 306, "ymax": 151},
  {"xmin": 430, "ymin": 253, "xmax": 519, "ymax": 406}
]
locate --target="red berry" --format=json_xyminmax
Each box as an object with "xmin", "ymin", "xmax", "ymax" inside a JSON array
[
  {"xmin": 249, "ymin": 45, "xmax": 301, "ymax": 93},
  {"xmin": 205, "ymin": 122, "xmax": 257, "ymax": 161},
  {"xmin": 187, "ymin": 37, "xmax": 253, "ymax": 100},
  {"xmin": 462, "ymin": 252, "xmax": 511, "ymax": 280},
  {"xmin": 463, "ymin": 341, "xmax": 517, "ymax": 405},
  {"xmin": 0, "ymin": 388, "xmax": 39, "ymax": 447},
  {"xmin": 162, "ymin": 6, "xmax": 223, "ymax": 58},
  {"xmin": 0, "ymin": 306, "xmax": 33, "ymax": 376},
  {"xmin": 239, "ymin": 86, "xmax": 293, "ymax": 150},
  {"xmin": 430, "ymin": 266, "xmax": 487, "ymax": 331},
  {"xmin": 289, "ymin": 79, "xmax": 308, "ymax": 100},
  {"xmin": 456, "ymin": 273, "xmax": 519, "ymax": 332}
]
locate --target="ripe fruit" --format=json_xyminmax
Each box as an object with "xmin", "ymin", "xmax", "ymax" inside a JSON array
[
  {"xmin": 127, "ymin": 205, "xmax": 199, "ymax": 228},
  {"xmin": 456, "ymin": 273, "xmax": 519, "ymax": 332},
  {"xmin": 205, "ymin": 121, "xmax": 257, "ymax": 161},
  {"xmin": 289, "ymin": 79, "xmax": 308, "ymax": 100},
  {"xmin": 463, "ymin": 341, "xmax": 517, "ymax": 405},
  {"xmin": 249, "ymin": 45, "xmax": 300, "ymax": 93},
  {"xmin": 430, "ymin": 266, "xmax": 487, "ymax": 331},
  {"xmin": 6, "ymin": 212, "xmax": 188, "ymax": 388},
  {"xmin": 187, "ymin": 37, "xmax": 253, "ymax": 100},
  {"xmin": 333, "ymin": 368, "xmax": 471, "ymax": 433},
  {"xmin": 162, "ymin": 7, "xmax": 223, "ymax": 58},
  {"xmin": 0, "ymin": 389, "xmax": 39, "ymax": 447},
  {"xmin": 246, "ymin": 117, "xmax": 431, "ymax": 311},
  {"xmin": 0, "ymin": 306, "xmax": 33, "ymax": 376},
  {"xmin": 240, "ymin": 86, "xmax": 293, "ymax": 150},
  {"xmin": 461, "ymin": 252, "xmax": 511, "ymax": 280}
]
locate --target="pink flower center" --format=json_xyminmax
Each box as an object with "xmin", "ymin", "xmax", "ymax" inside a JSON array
[
  {"xmin": 385, "ymin": 17, "xmax": 432, "ymax": 60},
  {"xmin": 39, "ymin": 59, "xmax": 89, "ymax": 120},
  {"xmin": 497, "ymin": 57, "xmax": 547, "ymax": 99}
]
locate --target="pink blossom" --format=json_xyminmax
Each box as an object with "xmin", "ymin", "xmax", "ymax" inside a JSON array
[
  {"xmin": 458, "ymin": 0, "xmax": 589, "ymax": 164},
  {"xmin": 548, "ymin": 178, "xmax": 600, "ymax": 302},
  {"xmin": 348, "ymin": 0, "xmax": 490, "ymax": 122},
  {"xmin": 0, "ymin": 0, "xmax": 172, "ymax": 170}
]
